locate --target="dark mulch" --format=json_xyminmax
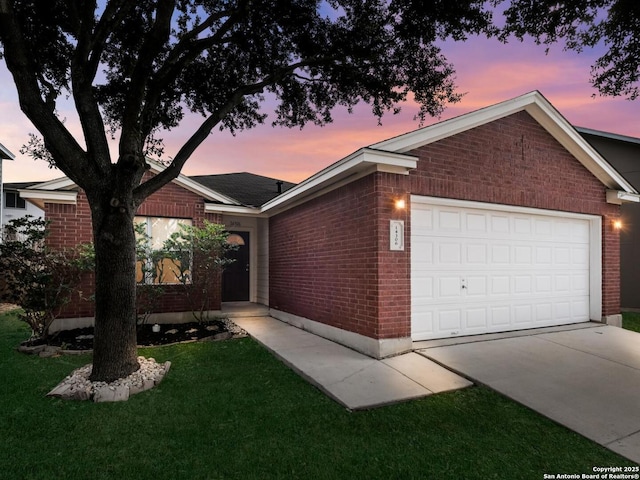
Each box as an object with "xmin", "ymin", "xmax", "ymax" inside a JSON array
[{"xmin": 21, "ymin": 319, "xmax": 233, "ymax": 351}]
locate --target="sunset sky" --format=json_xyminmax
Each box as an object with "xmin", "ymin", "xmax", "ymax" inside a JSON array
[{"xmin": 1, "ymin": 27, "xmax": 638, "ymax": 185}]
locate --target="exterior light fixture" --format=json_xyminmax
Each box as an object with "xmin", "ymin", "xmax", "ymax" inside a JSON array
[
  {"xmin": 395, "ymin": 199, "xmax": 406, "ymax": 210},
  {"xmin": 613, "ymin": 219, "xmax": 623, "ymax": 231}
]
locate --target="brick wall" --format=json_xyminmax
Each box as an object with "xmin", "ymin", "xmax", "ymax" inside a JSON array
[
  {"xmin": 270, "ymin": 175, "xmax": 382, "ymax": 337},
  {"xmin": 269, "ymin": 111, "xmax": 621, "ymax": 341},
  {"xmin": 406, "ymin": 111, "xmax": 620, "ymax": 316},
  {"xmin": 46, "ymin": 177, "xmax": 224, "ymax": 319}
]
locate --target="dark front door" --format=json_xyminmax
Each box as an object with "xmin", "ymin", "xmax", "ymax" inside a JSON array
[{"xmin": 222, "ymin": 231, "xmax": 250, "ymax": 302}]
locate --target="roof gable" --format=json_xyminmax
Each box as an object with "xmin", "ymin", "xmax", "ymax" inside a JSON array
[
  {"xmin": 370, "ymin": 91, "xmax": 636, "ymax": 193},
  {"xmin": 26, "ymin": 160, "xmax": 240, "ymax": 205}
]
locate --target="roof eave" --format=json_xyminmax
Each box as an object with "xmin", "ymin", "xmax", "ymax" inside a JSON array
[
  {"xmin": 369, "ymin": 91, "xmax": 636, "ymax": 195},
  {"xmin": 204, "ymin": 203, "xmax": 264, "ymax": 217},
  {"xmin": 25, "ymin": 159, "xmax": 242, "ymax": 206},
  {"xmin": 18, "ymin": 189, "xmax": 77, "ymax": 210},
  {"xmin": 0, "ymin": 142, "xmax": 15, "ymax": 160},
  {"xmin": 261, "ymin": 148, "xmax": 417, "ymax": 215}
]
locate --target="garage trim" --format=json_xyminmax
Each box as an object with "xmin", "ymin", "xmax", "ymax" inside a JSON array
[{"xmin": 410, "ymin": 195, "xmax": 603, "ymax": 333}]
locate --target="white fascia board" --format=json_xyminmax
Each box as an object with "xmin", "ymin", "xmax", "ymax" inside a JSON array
[
  {"xmin": 371, "ymin": 92, "xmax": 544, "ymax": 153},
  {"xmin": 19, "ymin": 189, "xmax": 77, "ymax": 208},
  {"xmin": 261, "ymin": 148, "xmax": 417, "ymax": 213},
  {"xmin": 606, "ymin": 190, "xmax": 640, "ymax": 205},
  {"xmin": 0, "ymin": 142, "xmax": 15, "ymax": 160},
  {"xmin": 204, "ymin": 203, "xmax": 264, "ymax": 216},
  {"xmin": 27, "ymin": 161, "xmax": 240, "ymax": 205},
  {"xmin": 30, "ymin": 176, "xmax": 75, "ymax": 191},
  {"xmin": 522, "ymin": 98, "xmax": 638, "ymax": 194},
  {"xmin": 372, "ymin": 90, "xmax": 637, "ymax": 194}
]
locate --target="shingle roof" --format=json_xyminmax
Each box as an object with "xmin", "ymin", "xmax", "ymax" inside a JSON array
[
  {"xmin": 190, "ymin": 172, "xmax": 296, "ymax": 207},
  {"xmin": 2, "ymin": 181, "xmax": 39, "ymax": 190}
]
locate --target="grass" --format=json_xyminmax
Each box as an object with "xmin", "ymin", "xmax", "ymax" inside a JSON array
[
  {"xmin": 622, "ymin": 311, "xmax": 640, "ymax": 333},
  {"xmin": 0, "ymin": 310, "xmax": 635, "ymax": 480}
]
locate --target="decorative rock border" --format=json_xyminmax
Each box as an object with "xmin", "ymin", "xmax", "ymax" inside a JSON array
[{"xmin": 47, "ymin": 356, "xmax": 171, "ymax": 402}]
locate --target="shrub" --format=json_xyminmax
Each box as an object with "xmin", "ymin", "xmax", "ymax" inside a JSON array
[
  {"xmin": 162, "ymin": 221, "xmax": 237, "ymax": 323},
  {"xmin": 0, "ymin": 216, "xmax": 93, "ymax": 338}
]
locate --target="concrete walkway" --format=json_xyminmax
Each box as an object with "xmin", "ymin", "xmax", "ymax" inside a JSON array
[
  {"xmin": 419, "ymin": 325, "xmax": 640, "ymax": 464},
  {"xmin": 232, "ymin": 312, "xmax": 640, "ymax": 463},
  {"xmin": 233, "ymin": 316, "xmax": 472, "ymax": 410}
]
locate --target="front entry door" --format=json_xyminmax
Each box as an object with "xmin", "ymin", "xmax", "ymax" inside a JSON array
[{"xmin": 222, "ymin": 231, "xmax": 250, "ymax": 302}]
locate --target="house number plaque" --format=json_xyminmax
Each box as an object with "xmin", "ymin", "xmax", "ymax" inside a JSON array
[{"xmin": 390, "ymin": 220, "xmax": 404, "ymax": 251}]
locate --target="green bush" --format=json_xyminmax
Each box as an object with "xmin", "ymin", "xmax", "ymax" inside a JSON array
[
  {"xmin": 162, "ymin": 220, "xmax": 237, "ymax": 323},
  {"xmin": 0, "ymin": 216, "xmax": 93, "ymax": 338}
]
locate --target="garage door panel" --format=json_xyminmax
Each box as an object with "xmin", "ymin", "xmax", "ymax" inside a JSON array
[
  {"xmin": 513, "ymin": 276, "xmax": 532, "ymax": 294},
  {"xmin": 439, "ymin": 277, "xmax": 462, "ymax": 297},
  {"xmin": 536, "ymin": 303, "xmax": 553, "ymax": 322},
  {"xmin": 491, "ymin": 245, "xmax": 510, "ymax": 263},
  {"xmin": 534, "ymin": 218, "xmax": 553, "ymax": 236},
  {"xmin": 514, "ymin": 304, "xmax": 533, "ymax": 324},
  {"xmin": 514, "ymin": 217, "xmax": 532, "ymax": 235},
  {"xmin": 411, "ymin": 276, "xmax": 434, "ymax": 304},
  {"xmin": 466, "ymin": 276, "xmax": 487, "ymax": 296},
  {"xmin": 535, "ymin": 246, "xmax": 553, "ymax": 263},
  {"xmin": 411, "ymin": 200, "xmax": 592, "ymax": 341},
  {"xmin": 466, "ymin": 244, "xmax": 487, "ymax": 263},
  {"xmin": 439, "ymin": 309, "xmax": 462, "ymax": 331},
  {"xmin": 412, "ymin": 242, "xmax": 433, "ymax": 263},
  {"xmin": 535, "ymin": 275, "xmax": 553, "ymax": 292},
  {"xmin": 438, "ymin": 243, "xmax": 461, "ymax": 264},
  {"xmin": 466, "ymin": 308, "xmax": 488, "ymax": 329},
  {"xmin": 438, "ymin": 210, "xmax": 462, "ymax": 230},
  {"xmin": 466, "ymin": 213, "xmax": 487, "ymax": 232}
]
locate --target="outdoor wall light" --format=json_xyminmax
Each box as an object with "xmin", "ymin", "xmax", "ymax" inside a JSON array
[
  {"xmin": 613, "ymin": 219, "xmax": 623, "ymax": 231},
  {"xmin": 395, "ymin": 198, "xmax": 406, "ymax": 210}
]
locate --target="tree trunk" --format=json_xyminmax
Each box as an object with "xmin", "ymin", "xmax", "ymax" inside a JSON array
[{"xmin": 89, "ymin": 201, "xmax": 140, "ymax": 382}]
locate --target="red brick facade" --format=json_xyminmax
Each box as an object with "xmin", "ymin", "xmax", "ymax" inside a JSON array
[
  {"xmin": 46, "ymin": 178, "xmax": 223, "ymax": 319},
  {"xmin": 269, "ymin": 111, "xmax": 621, "ymax": 341},
  {"xmin": 269, "ymin": 174, "xmax": 409, "ymax": 338}
]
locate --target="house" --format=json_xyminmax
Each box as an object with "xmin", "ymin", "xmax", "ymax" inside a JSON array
[
  {"xmin": 0, "ymin": 142, "xmax": 16, "ymax": 239},
  {"xmin": 576, "ymin": 128, "xmax": 640, "ymax": 311},
  {"xmin": 1, "ymin": 182, "xmax": 45, "ymax": 234},
  {"xmin": 22, "ymin": 91, "xmax": 639, "ymax": 357}
]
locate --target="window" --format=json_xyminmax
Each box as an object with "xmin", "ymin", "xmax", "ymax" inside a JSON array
[
  {"xmin": 5, "ymin": 191, "xmax": 26, "ymax": 209},
  {"xmin": 135, "ymin": 216, "xmax": 192, "ymax": 284}
]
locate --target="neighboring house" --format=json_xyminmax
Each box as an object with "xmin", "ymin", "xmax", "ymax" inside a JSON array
[
  {"xmin": 0, "ymin": 142, "xmax": 16, "ymax": 239},
  {"xmin": 1, "ymin": 182, "xmax": 45, "ymax": 235},
  {"xmin": 22, "ymin": 91, "xmax": 639, "ymax": 357},
  {"xmin": 577, "ymin": 128, "xmax": 640, "ymax": 311}
]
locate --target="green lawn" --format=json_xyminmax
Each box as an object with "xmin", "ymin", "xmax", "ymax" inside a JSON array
[
  {"xmin": 0, "ymin": 310, "xmax": 634, "ymax": 480},
  {"xmin": 623, "ymin": 311, "xmax": 640, "ymax": 333}
]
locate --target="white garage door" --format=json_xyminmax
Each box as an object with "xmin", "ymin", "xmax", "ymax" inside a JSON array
[{"xmin": 411, "ymin": 198, "xmax": 593, "ymax": 341}]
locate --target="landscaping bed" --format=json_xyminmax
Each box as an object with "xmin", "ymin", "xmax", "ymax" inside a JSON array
[{"xmin": 18, "ymin": 318, "xmax": 246, "ymax": 355}]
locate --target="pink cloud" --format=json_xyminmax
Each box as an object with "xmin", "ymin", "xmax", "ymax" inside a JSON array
[{"xmin": 1, "ymin": 34, "xmax": 638, "ymax": 185}]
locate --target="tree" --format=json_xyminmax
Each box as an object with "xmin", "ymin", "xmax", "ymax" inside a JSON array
[
  {"xmin": 496, "ymin": 0, "xmax": 640, "ymax": 100},
  {"xmin": 0, "ymin": 0, "xmax": 494, "ymax": 382}
]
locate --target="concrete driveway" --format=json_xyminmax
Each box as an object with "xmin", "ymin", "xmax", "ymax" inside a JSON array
[{"xmin": 417, "ymin": 324, "xmax": 640, "ymax": 464}]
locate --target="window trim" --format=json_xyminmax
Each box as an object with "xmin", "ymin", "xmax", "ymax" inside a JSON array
[
  {"xmin": 134, "ymin": 216, "xmax": 193, "ymax": 285},
  {"xmin": 5, "ymin": 191, "xmax": 26, "ymax": 209}
]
